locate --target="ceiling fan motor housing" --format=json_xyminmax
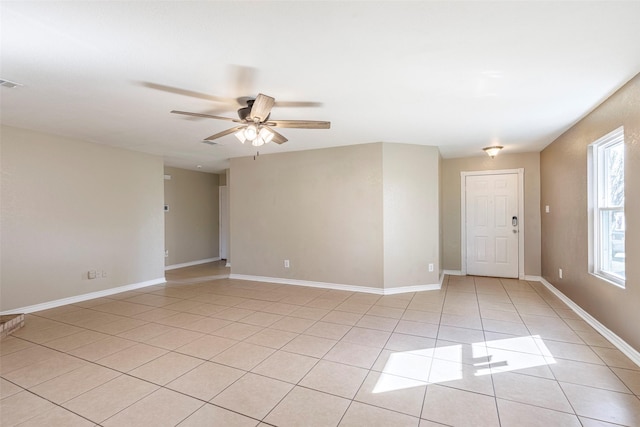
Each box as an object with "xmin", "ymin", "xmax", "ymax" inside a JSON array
[{"xmin": 238, "ymin": 99, "xmax": 254, "ymax": 121}]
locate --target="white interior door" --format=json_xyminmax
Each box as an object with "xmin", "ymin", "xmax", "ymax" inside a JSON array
[{"xmin": 465, "ymin": 173, "xmax": 519, "ymax": 278}]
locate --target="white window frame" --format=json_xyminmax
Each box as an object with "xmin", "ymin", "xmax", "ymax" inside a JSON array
[{"xmin": 588, "ymin": 126, "xmax": 625, "ymax": 288}]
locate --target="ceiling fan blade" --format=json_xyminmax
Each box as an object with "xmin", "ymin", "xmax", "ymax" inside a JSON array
[
  {"xmin": 250, "ymin": 93, "xmax": 275, "ymax": 122},
  {"xmin": 171, "ymin": 110, "xmax": 241, "ymax": 122},
  {"xmin": 141, "ymin": 82, "xmax": 238, "ymax": 105},
  {"xmin": 267, "ymin": 120, "xmax": 331, "ymax": 129},
  {"xmin": 204, "ymin": 125, "xmax": 246, "ymax": 141},
  {"xmin": 274, "ymin": 101, "xmax": 323, "ymax": 108},
  {"xmin": 180, "ymin": 106, "xmax": 239, "ymax": 121},
  {"xmin": 269, "ymin": 128, "xmax": 288, "ymax": 144}
]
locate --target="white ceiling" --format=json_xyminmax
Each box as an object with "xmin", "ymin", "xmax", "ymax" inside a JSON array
[{"xmin": 2, "ymin": 1, "xmax": 640, "ymax": 173}]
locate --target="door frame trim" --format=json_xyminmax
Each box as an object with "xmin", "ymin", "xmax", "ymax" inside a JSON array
[{"xmin": 460, "ymin": 168, "xmax": 525, "ymax": 279}]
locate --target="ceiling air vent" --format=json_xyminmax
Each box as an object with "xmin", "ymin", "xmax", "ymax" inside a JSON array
[{"xmin": 0, "ymin": 79, "xmax": 23, "ymax": 88}]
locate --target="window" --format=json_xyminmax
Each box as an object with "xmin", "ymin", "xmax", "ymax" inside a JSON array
[{"xmin": 589, "ymin": 126, "xmax": 625, "ymax": 287}]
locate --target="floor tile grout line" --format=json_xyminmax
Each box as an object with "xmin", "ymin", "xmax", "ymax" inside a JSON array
[
  {"xmin": 26, "ymin": 338, "xmax": 297, "ymax": 425},
  {"xmin": 10, "ymin": 304, "xmax": 632, "ymax": 396},
  {"xmin": 6, "ymin": 321, "xmax": 280, "ymax": 405},
  {"xmin": 523, "ymin": 279, "xmax": 639, "ymax": 406},
  {"xmin": 161, "ymin": 374, "xmax": 268, "ymax": 426},
  {"xmin": 0, "ymin": 382, "xmax": 106, "ymax": 427},
  {"xmin": 18, "ymin": 370, "xmax": 158, "ymax": 426},
  {"xmin": 97, "ymin": 387, "xmax": 208, "ymax": 427},
  {"xmin": 171, "ymin": 401, "xmax": 209, "ymax": 427},
  {"xmin": 494, "ymin": 395, "xmax": 584, "ymax": 418},
  {"xmin": 467, "ymin": 276, "xmax": 500, "ymax": 427},
  {"xmin": 200, "ymin": 297, "xmax": 357, "ymax": 424},
  {"xmin": 499, "ymin": 277, "xmax": 563, "ymax": 419},
  {"xmin": 499, "ymin": 277, "xmax": 583, "ymax": 422},
  {"xmin": 23, "ymin": 286, "xmax": 449, "ymax": 349},
  {"xmin": 335, "ymin": 398, "xmax": 356, "ymax": 426},
  {"xmin": 526, "ymin": 279, "xmax": 615, "ymax": 367},
  {"xmin": 218, "ymin": 288, "xmax": 407, "ymax": 422},
  {"xmin": 366, "ymin": 281, "xmax": 431, "ymax": 422},
  {"xmin": 6, "ymin": 270, "xmax": 639, "ymax": 426},
  {"xmin": 418, "ymin": 274, "xmax": 449, "ymax": 422}
]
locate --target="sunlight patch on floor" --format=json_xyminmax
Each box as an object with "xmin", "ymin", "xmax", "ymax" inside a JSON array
[{"xmin": 373, "ymin": 335, "xmax": 556, "ymax": 393}]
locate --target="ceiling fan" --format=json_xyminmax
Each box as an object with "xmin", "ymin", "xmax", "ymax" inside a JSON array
[{"xmin": 171, "ymin": 93, "xmax": 330, "ymax": 146}]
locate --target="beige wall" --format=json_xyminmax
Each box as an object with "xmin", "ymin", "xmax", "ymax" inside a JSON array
[
  {"xmin": 0, "ymin": 126, "xmax": 165, "ymax": 311},
  {"xmin": 441, "ymin": 152, "xmax": 542, "ymax": 275},
  {"xmin": 230, "ymin": 143, "xmax": 384, "ymax": 288},
  {"xmin": 540, "ymin": 73, "xmax": 640, "ymax": 351},
  {"xmin": 383, "ymin": 144, "xmax": 440, "ymax": 287},
  {"xmin": 230, "ymin": 142, "xmax": 441, "ymax": 290},
  {"xmin": 164, "ymin": 167, "xmax": 219, "ymax": 267}
]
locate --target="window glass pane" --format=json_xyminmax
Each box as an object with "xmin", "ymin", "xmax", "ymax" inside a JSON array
[
  {"xmin": 599, "ymin": 209, "xmax": 625, "ymax": 279},
  {"xmin": 604, "ymin": 142, "xmax": 624, "ymax": 207},
  {"xmin": 589, "ymin": 127, "xmax": 624, "ymax": 287}
]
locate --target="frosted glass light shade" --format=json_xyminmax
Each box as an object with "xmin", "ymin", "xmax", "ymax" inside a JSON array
[
  {"xmin": 483, "ymin": 146, "xmax": 503, "ymax": 158},
  {"xmin": 259, "ymin": 127, "xmax": 274, "ymax": 144},
  {"xmin": 244, "ymin": 124, "xmax": 258, "ymax": 141},
  {"xmin": 234, "ymin": 130, "xmax": 246, "ymax": 143}
]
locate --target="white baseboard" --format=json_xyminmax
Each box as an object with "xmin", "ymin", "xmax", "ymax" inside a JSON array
[
  {"xmin": 531, "ymin": 275, "xmax": 640, "ymax": 367},
  {"xmin": 443, "ymin": 269, "xmax": 463, "ymax": 276},
  {"xmin": 229, "ymin": 274, "xmax": 440, "ymax": 295},
  {"xmin": 0, "ymin": 277, "xmax": 166, "ymax": 315},
  {"xmin": 383, "ymin": 283, "xmax": 441, "ymax": 295},
  {"xmin": 165, "ymin": 257, "xmax": 221, "ymax": 271},
  {"xmin": 169, "ymin": 274, "xmax": 230, "ymax": 284}
]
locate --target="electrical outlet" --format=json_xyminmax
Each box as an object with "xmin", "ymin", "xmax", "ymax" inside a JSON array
[
  {"xmin": 88, "ymin": 270, "xmax": 96, "ymax": 279},
  {"xmin": 545, "ymin": 205, "xmax": 550, "ymax": 213},
  {"xmin": 165, "ymin": 250, "xmax": 169, "ymax": 258},
  {"xmin": 559, "ymin": 268, "xmax": 563, "ymax": 279},
  {"xmin": 284, "ymin": 259, "xmax": 290, "ymax": 268},
  {"xmin": 101, "ymin": 270, "xmax": 107, "ymax": 278},
  {"xmin": 428, "ymin": 263, "xmax": 434, "ymax": 272}
]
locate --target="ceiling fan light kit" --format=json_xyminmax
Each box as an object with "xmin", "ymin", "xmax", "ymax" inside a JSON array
[
  {"xmin": 171, "ymin": 92, "xmax": 330, "ymax": 148},
  {"xmin": 234, "ymin": 124, "xmax": 275, "ymax": 147}
]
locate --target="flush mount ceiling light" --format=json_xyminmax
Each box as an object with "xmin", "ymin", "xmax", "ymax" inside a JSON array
[{"xmin": 483, "ymin": 145, "xmax": 503, "ymax": 158}]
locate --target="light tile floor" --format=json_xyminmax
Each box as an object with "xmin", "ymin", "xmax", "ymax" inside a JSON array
[{"xmin": 1, "ymin": 264, "xmax": 639, "ymax": 426}]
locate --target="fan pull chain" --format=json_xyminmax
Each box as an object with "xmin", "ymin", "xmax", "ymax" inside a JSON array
[{"xmin": 253, "ymin": 151, "xmax": 260, "ymax": 160}]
